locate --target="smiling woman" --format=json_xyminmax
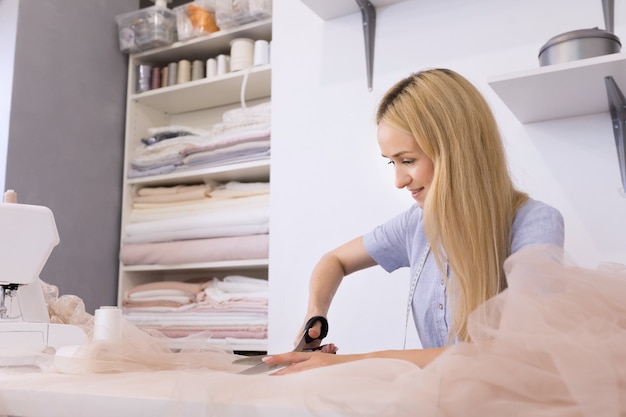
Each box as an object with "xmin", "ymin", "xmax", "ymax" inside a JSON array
[
  {"xmin": 377, "ymin": 120, "xmax": 435, "ymax": 207},
  {"xmin": 264, "ymin": 68, "xmax": 565, "ymax": 374}
]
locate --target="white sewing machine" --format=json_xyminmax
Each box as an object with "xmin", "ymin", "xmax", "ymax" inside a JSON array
[{"xmin": 0, "ymin": 190, "xmax": 87, "ymax": 365}]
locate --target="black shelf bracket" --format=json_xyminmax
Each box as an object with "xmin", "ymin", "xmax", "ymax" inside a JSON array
[
  {"xmin": 604, "ymin": 76, "xmax": 626, "ymax": 193},
  {"xmin": 355, "ymin": 0, "xmax": 376, "ymax": 91}
]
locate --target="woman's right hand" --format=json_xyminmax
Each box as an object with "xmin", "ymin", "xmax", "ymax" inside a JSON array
[{"xmin": 293, "ymin": 315, "xmax": 329, "ymax": 351}]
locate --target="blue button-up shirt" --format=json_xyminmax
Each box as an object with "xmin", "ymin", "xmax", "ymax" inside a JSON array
[{"xmin": 363, "ymin": 198, "xmax": 564, "ymax": 348}]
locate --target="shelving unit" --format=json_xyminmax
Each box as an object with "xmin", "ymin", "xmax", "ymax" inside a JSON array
[
  {"xmin": 118, "ymin": 18, "xmax": 272, "ymax": 352},
  {"xmin": 488, "ymin": 52, "xmax": 626, "ymax": 123}
]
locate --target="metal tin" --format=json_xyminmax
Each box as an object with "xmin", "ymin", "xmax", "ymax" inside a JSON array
[{"xmin": 538, "ymin": 27, "xmax": 621, "ymax": 66}]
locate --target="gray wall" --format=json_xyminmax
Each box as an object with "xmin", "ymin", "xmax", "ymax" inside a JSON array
[{"xmin": 5, "ymin": 0, "xmax": 138, "ymax": 313}]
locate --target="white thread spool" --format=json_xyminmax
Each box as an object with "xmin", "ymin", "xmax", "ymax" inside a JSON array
[
  {"xmin": 191, "ymin": 59, "xmax": 204, "ymax": 80},
  {"xmin": 229, "ymin": 38, "xmax": 254, "ymax": 71},
  {"xmin": 253, "ymin": 39, "xmax": 270, "ymax": 66},
  {"xmin": 93, "ymin": 306, "xmax": 123, "ymax": 342},
  {"xmin": 177, "ymin": 59, "xmax": 191, "ymax": 84},
  {"xmin": 206, "ymin": 58, "xmax": 217, "ymax": 78},
  {"xmin": 167, "ymin": 62, "xmax": 178, "ymax": 86},
  {"xmin": 216, "ymin": 54, "xmax": 230, "ymax": 76}
]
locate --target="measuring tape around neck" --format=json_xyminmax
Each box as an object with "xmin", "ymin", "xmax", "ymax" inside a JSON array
[{"xmin": 403, "ymin": 243, "xmax": 431, "ymax": 349}]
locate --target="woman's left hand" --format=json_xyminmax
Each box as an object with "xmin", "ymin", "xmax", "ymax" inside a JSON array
[{"xmin": 264, "ymin": 344, "xmax": 360, "ymax": 375}]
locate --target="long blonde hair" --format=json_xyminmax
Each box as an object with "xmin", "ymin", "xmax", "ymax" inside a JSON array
[{"xmin": 376, "ymin": 68, "xmax": 528, "ymax": 342}]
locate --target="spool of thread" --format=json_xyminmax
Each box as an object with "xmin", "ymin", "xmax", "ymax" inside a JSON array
[
  {"xmin": 150, "ymin": 66, "xmax": 162, "ymax": 90},
  {"xmin": 177, "ymin": 59, "xmax": 191, "ymax": 84},
  {"xmin": 191, "ymin": 59, "xmax": 204, "ymax": 81},
  {"xmin": 229, "ymin": 38, "xmax": 254, "ymax": 71},
  {"xmin": 93, "ymin": 306, "xmax": 123, "ymax": 343},
  {"xmin": 135, "ymin": 64, "xmax": 152, "ymax": 93},
  {"xmin": 167, "ymin": 62, "xmax": 178, "ymax": 86},
  {"xmin": 161, "ymin": 67, "xmax": 169, "ymax": 88},
  {"xmin": 216, "ymin": 54, "xmax": 229, "ymax": 76},
  {"xmin": 206, "ymin": 58, "xmax": 217, "ymax": 78},
  {"xmin": 253, "ymin": 39, "xmax": 270, "ymax": 66}
]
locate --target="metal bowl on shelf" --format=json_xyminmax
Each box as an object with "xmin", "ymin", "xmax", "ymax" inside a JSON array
[
  {"xmin": 538, "ymin": 0, "xmax": 621, "ymax": 66},
  {"xmin": 538, "ymin": 27, "xmax": 621, "ymax": 66}
]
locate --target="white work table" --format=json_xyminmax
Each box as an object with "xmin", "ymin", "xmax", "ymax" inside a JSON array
[{"xmin": 0, "ymin": 359, "xmax": 420, "ymax": 417}]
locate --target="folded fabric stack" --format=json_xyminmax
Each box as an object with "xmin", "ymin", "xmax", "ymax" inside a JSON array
[
  {"xmin": 128, "ymin": 102, "xmax": 271, "ymax": 179},
  {"xmin": 120, "ymin": 181, "xmax": 270, "ymax": 265},
  {"xmin": 122, "ymin": 276, "xmax": 268, "ymax": 349}
]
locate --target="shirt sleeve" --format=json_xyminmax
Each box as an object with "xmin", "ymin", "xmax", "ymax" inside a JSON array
[
  {"xmin": 511, "ymin": 199, "xmax": 565, "ymax": 253},
  {"xmin": 363, "ymin": 206, "xmax": 419, "ymax": 273}
]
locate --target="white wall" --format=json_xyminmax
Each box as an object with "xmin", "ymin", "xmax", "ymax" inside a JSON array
[
  {"xmin": 0, "ymin": 0, "xmax": 19, "ymax": 192},
  {"xmin": 268, "ymin": 0, "xmax": 626, "ymax": 354}
]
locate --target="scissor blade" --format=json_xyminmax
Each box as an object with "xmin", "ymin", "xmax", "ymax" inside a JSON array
[
  {"xmin": 237, "ymin": 361, "xmax": 284, "ymax": 375},
  {"xmin": 232, "ymin": 355, "xmax": 265, "ymax": 366}
]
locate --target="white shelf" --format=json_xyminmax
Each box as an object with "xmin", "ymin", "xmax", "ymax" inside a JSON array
[
  {"xmin": 122, "ymin": 258, "xmax": 269, "ymax": 273},
  {"xmin": 134, "ymin": 19, "xmax": 272, "ymax": 64},
  {"xmin": 300, "ymin": 0, "xmax": 407, "ymax": 20},
  {"xmin": 488, "ymin": 52, "xmax": 626, "ymax": 123},
  {"xmin": 131, "ymin": 65, "xmax": 271, "ymax": 114},
  {"xmin": 127, "ymin": 159, "xmax": 270, "ymax": 187}
]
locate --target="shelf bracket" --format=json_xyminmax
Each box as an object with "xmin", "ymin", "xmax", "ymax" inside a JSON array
[
  {"xmin": 355, "ymin": 0, "xmax": 376, "ymax": 91},
  {"xmin": 604, "ymin": 76, "xmax": 626, "ymax": 193}
]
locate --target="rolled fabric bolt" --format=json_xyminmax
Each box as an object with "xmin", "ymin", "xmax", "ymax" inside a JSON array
[
  {"xmin": 177, "ymin": 59, "xmax": 191, "ymax": 84},
  {"xmin": 93, "ymin": 306, "xmax": 123, "ymax": 342}
]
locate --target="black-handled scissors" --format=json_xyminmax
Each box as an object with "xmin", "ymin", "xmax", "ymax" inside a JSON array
[
  {"xmin": 294, "ymin": 315, "xmax": 329, "ymax": 351},
  {"xmin": 235, "ymin": 316, "xmax": 329, "ymax": 374}
]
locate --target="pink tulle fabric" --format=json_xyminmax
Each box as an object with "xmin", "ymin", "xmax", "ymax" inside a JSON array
[{"xmin": 6, "ymin": 244, "xmax": 625, "ymax": 416}]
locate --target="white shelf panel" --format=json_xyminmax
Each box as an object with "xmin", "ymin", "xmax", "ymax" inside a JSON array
[
  {"xmin": 131, "ymin": 65, "xmax": 271, "ymax": 114},
  {"xmin": 488, "ymin": 52, "xmax": 626, "ymax": 123},
  {"xmin": 127, "ymin": 159, "xmax": 270, "ymax": 187},
  {"xmin": 122, "ymin": 258, "xmax": 269, "ymax": 273},
  {"xmin": 133, "ymin": 19, "xmax": 272, "ymax": 64},
  {"xmin": 300, "ymin": 0, "xmax": 407, "ymax": 20}
]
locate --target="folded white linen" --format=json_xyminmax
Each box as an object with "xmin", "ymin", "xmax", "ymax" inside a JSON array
[
  {"xmin": 126, "ymin": 203, "xmax": 269, "ymax": 235},
  {"xmin": 127, "ymin": 164, "xmax": 176, "ymax": 178},
  {"xmin": 183, "ymin": 149, "xmax": 271, "ymax": 169},
  {"xmin": 130, "ymin": 194, "xmax": 269, "ymax": 222},
  {"xmin": 203, "ymin": 276, "xmax": 268, "ymax": 298},
  {"xmin": 215, "ymin": 275, "xmax": 269, "ymax": 292},
  {"xmin": 131, "ymin": 135, "xmax": 212, "ymax": 169}
]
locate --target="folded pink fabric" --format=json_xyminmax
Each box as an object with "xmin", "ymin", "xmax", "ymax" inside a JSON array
[{"xmin": 119, "ymin": 234, "xmax": 269, "ymax": 265}]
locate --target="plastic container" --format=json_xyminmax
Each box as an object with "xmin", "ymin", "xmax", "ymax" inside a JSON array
[
  {"xmin": 215, "ymin": 0, "xmax": 272, "ymax": 29},
  {"xmin": 174, "ymin": 1, "xmax": 220, "ymax": 41},
  {"xmin": 115, "ymin": 6, "xmax": 177, "ymax": 53}
]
